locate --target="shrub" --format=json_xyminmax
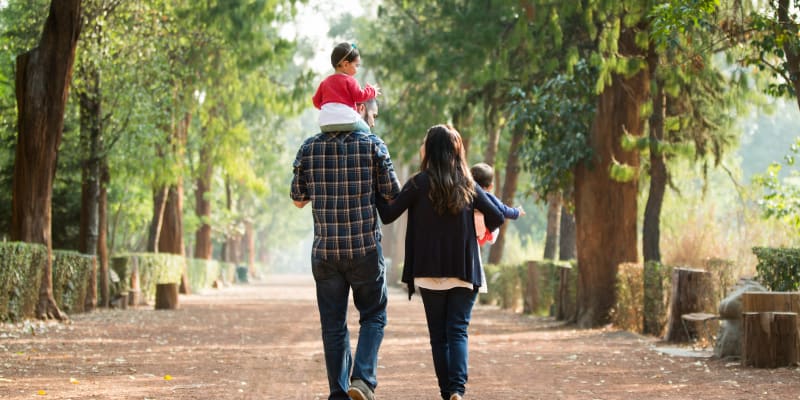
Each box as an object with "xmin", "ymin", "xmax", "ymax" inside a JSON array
[
  {"xmin": 52, "ymin": 251, "xmax": 94, "ymax": 314},
  {"xmin": 752, "ymin": 247, "xmax": 800, "ymax": 291},
  {"xmin": 0, "ymin": 242, "xmax": 46, "ymax": 321},
  {"xmin": 111, "ymin": 253, "xmax": 185, "ymax": 302},
  {"xmin": 612, "ymin": 263, "xmax": 644, "ymax": 333},
  {"xmin": 702, "ymin": 257, "xmax": 738, "ymax": 303},
  {"xmin": 482, "ymin": 263, "xmax": 526, "ymax": 311},
  {"xmin": 186, "ymin": 258, "xmax": 231, "ymax": 291}
]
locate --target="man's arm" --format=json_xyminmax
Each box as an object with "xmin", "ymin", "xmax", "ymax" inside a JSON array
[
  {"xmin": 373, "ymin": 137, "xmax": 401, "ymax": 201},
  {"xmin": 290, "ymin": 146, "xmax": 311, "ymax": 207}
]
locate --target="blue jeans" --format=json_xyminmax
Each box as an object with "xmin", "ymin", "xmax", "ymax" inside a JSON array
[
  {"xmin": 419, "ymin": 287, "xmax": 477, "ymax": 399},
  {"xmin": 311, "ymin": 244, "xmax": 387, "ymax": 400}
]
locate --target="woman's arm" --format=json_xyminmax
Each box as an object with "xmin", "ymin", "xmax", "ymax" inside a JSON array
[
  {"xmin": 474, "ymin": 184, "xmax": 505, "ymax": 232},
  {"xmin": 376, "ymin": 175, "xmax": 418, "ymax": 223}
]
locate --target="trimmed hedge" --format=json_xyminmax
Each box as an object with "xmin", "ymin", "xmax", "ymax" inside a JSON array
[
  {"xmin": 0, "ymin": 242, "xmax": 46, "ymax": 321},
  {"xmin": 643, "ymin": 261, "xmax": 673, "ymax": 336},
  {"xmin": 612, "ymin": 263, "xmax": 644, "ymax": 333},
  {"xmin": 482, "ymin": 263, "xmax": 526, "ymax": 311},
  {"xmin": 753, "ymin": 247, "xmax": 800, "ymax": 291},
  {"xmin": 480, "ymin": 260, "xmax": 572, "ymax": 316},
  {"xmin": 111, "ymin": 253, "xmax": 185, "ymax": 302},
  {"xmin": 186, "ymin": 258, "xmax": 234, "ymax": 291},
  {"xmin": 52, "ymin": 251, "xmax": 95, "ymax": 314}
]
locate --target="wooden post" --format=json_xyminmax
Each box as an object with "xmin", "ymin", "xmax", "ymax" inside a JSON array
[
  {"xmin": 524, "ymin": 261, "xmax": 539, "ymax": 314},
  {"xmin": 155, "ymin": 283, "xmax": 179, "ymax": 310},
  {"xmin": 128, "ymin": 256, "xmax": 141, "ymax": 307},
  {"xmin": 665, "ymin": 268, "xmax": 714, "ymax": 342},
  {"xmin": 556, "ymin": 264, "xmax": 577, "ymax": 322},
  {"xmin": 742, "ymin": 312, "xmax": 799, "ymax": 368}
]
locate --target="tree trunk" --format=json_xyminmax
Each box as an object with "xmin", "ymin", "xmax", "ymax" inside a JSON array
[
  {"xmin": 78, "ymin": 61, "xmax": 103, "ymax": 312},
  {"xmin": 558, "ymin": 204, "xmax": 576, "ymax": 261},
  {"xmin": 643, "ymin": 52, "xmax": 666, "ymax": 263},
  {"xmin": 149, "ymin": 112, "xmax": 190, "ymax": 293},
  {"xmin": 96, "ymin": 164, "xmax": 110, "ymax": 308},
  {"xmin": 194, "ymin": 143, "xmax": 213, "ymax": 260},
  {"xmin": 148, "ymin": 186, "xmax": 169, "ymax": 252},
  {"xmin": 543, "ymin": 192, "xmax": 562, "ymax": 260},
  {"xmin": 574, "ymin": 26, "xmax": 648, "ymax": 328},
  {"xmin": 161, "ymin": 129, "xmax": 188, "ymax": 293},
  {"xmin": 483, "ymin": 100, "xmax": 502, "ymax": 166},
  {"xmin": 10, "ymin": 0, "xmax": 82, "ymax": 320},
  {"xmin": 488, "ymin": 124, "xmax": 524, "ymax": 265},
  {"xmin": 777, "ymin": 0, "xmax": 800, "ymax": 112}
]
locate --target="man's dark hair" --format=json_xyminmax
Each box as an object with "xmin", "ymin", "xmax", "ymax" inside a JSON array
[
  {"xmin": 470, "ymin": 162, "xmax": 494, "ymax": 189},
  {"xmin": 331, "ymin": 42, "xmax": 360, "ymax": 68}
]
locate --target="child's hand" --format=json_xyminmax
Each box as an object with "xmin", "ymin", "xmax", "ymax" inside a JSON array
[
  {"xmin": 372, "ymin": 84, "xmax": 382, "ymax": 96},
  {"xmin": 517, "ymin": 206, "xmax": 526, "ymax": 216}
]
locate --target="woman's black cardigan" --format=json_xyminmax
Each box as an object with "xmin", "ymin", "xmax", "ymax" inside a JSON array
[{"xmin": 377, "ymin": 172, "xmax": 505, "ymax": 298}]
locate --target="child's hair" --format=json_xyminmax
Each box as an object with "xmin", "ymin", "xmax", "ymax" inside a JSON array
[
  {"xmin": 331, "ymin": 42, "xmax": 360, "ymax": 68},
  {"xmin": 470, "ymin": 163, "xmax": 494, "ymax": 189}
]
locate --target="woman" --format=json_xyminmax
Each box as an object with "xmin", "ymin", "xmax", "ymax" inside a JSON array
[{"xmin": 378, "ymin": 124, "xmax": 504, "ymax": 400}]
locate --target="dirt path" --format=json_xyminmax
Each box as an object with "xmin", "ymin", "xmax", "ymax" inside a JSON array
[{"xmin": 0, "ymin": 274, "xmax": 798, "ymax": 399}]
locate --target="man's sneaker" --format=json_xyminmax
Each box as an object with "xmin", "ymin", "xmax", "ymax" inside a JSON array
[
  {"xmin": 347, "ymin": 378, "xmax": 375, "ymax": 400},
  {"xmin": 449, "ymin": 394, "xmax": 463, "ymax": 400}
]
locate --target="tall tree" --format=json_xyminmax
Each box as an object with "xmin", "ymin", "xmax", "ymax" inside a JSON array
[
  {"xmin": 574, "ymin": 17, "xmax": 650, "ymax": 328},
  {"xmin": 10, "ymin": 0, "xmax": 82, "ymax": 319}
]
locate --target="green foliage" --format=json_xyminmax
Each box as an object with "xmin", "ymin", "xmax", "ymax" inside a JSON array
[
  {"xmin": 366, "ymin": 0, "xmax": 539, "ymax": 159},
  {"xmin": 51, "ymin": 251, "xmax": 94, "ymax": 314},
  {"xmin": 752, "ymin": 246, "xmax": 800, "ymax": 291},
  {"xmin": 0, "ymin": 242, "xmax": 46, "ymax": 322},
  {"xmin": 609, "ymin": 159, "xmax": 638, "ymax": 183},
  {"xmin": 744, "ymin": 9, "xmax": 800, "ymax": 99},
  {"xmin": 649, "ymin": 0, "xmax": 720, "ymax": 50},
  {"xmin": 753, "ymin": 138, "xmax": 800, "ymax": 235},
  {"xmin": 111, "ymin": 253, "xmax": 185, "ymax": 302},
  {"xmin": 512, "ymin": 61, "xmax": 596, "ymax": 197}
]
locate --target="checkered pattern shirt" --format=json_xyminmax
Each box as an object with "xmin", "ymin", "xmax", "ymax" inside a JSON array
[{"xmin": 291, "ymin": 130, "xmax": 400, "ymax": 260}]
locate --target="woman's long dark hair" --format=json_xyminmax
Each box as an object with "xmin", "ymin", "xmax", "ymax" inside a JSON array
[{"xmin": 420, "ymin": 125, "xmax": 475, "ymax": 215}]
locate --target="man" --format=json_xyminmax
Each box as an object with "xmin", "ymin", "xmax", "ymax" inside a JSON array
[{"xmin": 291, "ymin": 98, "xmax": 400, "ymax": 400}]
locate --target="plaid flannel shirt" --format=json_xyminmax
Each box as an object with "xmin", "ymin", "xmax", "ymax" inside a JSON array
[{"xmin": 291, "ymin": 130, "xmax": 400, "ymax": 260}]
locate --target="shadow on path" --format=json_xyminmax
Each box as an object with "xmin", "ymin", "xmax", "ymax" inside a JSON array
[{"xmin": 0, "ymin": 274, "xmax": 797, "ymax": 399}]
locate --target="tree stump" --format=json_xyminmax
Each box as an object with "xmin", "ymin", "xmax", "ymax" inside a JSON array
[
  {"xmin": 742, "ymin": 312, "xmax": 799, "ymax": 368},
  {"xmin": 665, "ymin": 268, "xmax": 714, "ymax": 342},
  {"xmin": 742, "ymin": 292, "xmax": 800, "ymax": 314},
  {"xmin": 155, "ymin": 283, "xmax": 179, "ymax": 310}
]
